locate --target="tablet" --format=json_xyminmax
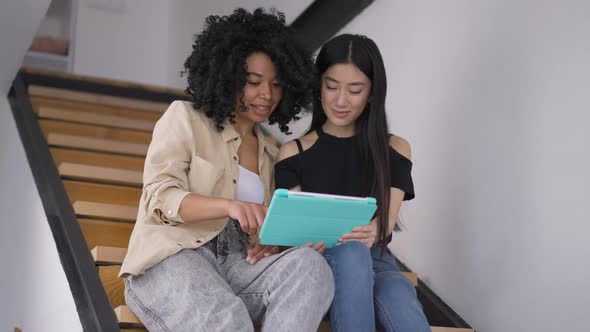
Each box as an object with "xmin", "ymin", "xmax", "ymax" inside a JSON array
[{"xmin": 259, "ymin": 189, "xmax": 377, "ymax": 248}]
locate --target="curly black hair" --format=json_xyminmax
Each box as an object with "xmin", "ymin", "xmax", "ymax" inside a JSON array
[{"xmin": 182, "ymin": 8, "xmax": 315, "ymax": 134}]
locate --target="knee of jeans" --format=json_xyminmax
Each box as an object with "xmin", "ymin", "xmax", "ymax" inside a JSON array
[
  {"xmin": 326, "ymin": 241, "xmax": 372, "ymax": 272},
  {"xmin": 375, "ymin": 272, "xmax": 418, "ymax": 303},
  {"xmin": 292, "ymin": 248, "xmax": 335, "ymax": 298}
]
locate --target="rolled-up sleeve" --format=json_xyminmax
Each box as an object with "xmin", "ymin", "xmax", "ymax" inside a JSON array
[{"xmin": 143, "ymin": 101, "xmax": 193, "ymax": 225}]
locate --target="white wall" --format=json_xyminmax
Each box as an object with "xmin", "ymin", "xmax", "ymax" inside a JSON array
[
  {"xmin": 339, "ymin": 1, "xmax": 590, "ymax": 331},
  {"xmin": 0, "ymin": 2, "xmax": 82, "ymax": 330},
  {"xmin": 73, "ymin": 0, "xmax": 171, "ymax": 85},
  {"xmin": 0, "ymin": 0, "xmax": 52, "ymax": 93},
  {"xmin": 165, "ymin": 0, "xmax": 313, "ymax": 89},
  {"xmin": 37, "ymin": 0, "xmax": 71, "ymax": 39},
  {"xmin": 0, "ymin": 98, "xmax": 82, "ymax": 331},
  {"xmin": 72, "ymin": 0, "xmax": 313, "ymax": 89}
]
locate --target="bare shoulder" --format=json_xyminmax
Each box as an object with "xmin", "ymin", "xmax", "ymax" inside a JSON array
[
  {"xmin": 277, "ymin": 140, "xmax": 300, "ymax": 162},
  {"xmin": 277, "ymin": 131, "xmax": 319, "ymax": 162},
  {"xmin": 299, "ymin": 131, "xmax": 319, "ymax": 150},
  {"xmin": 389, "ymin": 135, "xmax": 412, "ymax": 160}
]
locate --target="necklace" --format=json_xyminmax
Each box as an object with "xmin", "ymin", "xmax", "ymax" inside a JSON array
[{"xmin": 234, "ymin": 124, "xmax": 251, "ymax": 137}]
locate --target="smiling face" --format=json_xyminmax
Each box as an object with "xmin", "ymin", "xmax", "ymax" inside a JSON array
[
  {"xmin": 235, "ymin": 52, "xmax": 283, "ymax": 125},
  {"xmin": 320, "ymin": 63, "xmax": 372, "ymax": 134}
]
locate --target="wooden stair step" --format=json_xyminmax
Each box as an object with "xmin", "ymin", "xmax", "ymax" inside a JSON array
[
  {"xmin": 29, "ymin": 85, "xmax": 169, "ymax": 113},
  {"xmin": 59, "ymin": 162, "xmax": 143, "ymax": 187},
  {"xmin": 64, "ymin": 180, "xmax": 141, "ymax": 206},
  {"xmin": 318, "ymin": 323, "xmax": 474, "ymax": 332},
  {"xmin": 92, "ymin": 246, "xmax": 415, "ymax": 286},
  {"xmin": 40, "ymin": 119, "xmax": 152, "ymax": 144},
  {"xmin": 30, "ymin": 95, "xmax": 162, "ymax": 122},
  {"xmin": 404, "ymin": 271, "xmax": 418, "ymax": 286},
  {"xmin": 38, "ymin": 106, "xmax": 155, "ymax": 132},
  {"xmin": 50, "ymin": 147, "xmax": 145, "ymax": 172},
  {"xmin": 93, "ymin": 246, "xmax": 416, "ymax": 292},
  {"xmin": 115, "ymin": 305, "xmax": 141, "ymax": 326},
  {"xmin": 79, "ymin": 219, "xmax": 133, "ymax": 250},
  {"xmin": 48, "ymin": 133, "xmax": 148, "ymax": 157},
  {"xmin": 74, "ymin": 201, "xmax": 137, "ymax": 222},
  {"xmin": 100, "ymin": 266, "xmax": 417, "ymax": 313},
  {"xmin": 100, "ymin": 266, "xmax": 125, "ymax": 307},
  {"xmin": 114, "ymin": 304, "xmax": 473, "ymax": 331},
  {"xmin": 23, "ymin": 68, "xmax": 185, "ymax": 98},
  {"xmin": 92, "ymin": 246, "xmax": 127, "ymax": 265}
]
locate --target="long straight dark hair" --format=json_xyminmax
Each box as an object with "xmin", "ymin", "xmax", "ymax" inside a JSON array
[{"xmin": 309, "ymin": 34, "xmax": 396, "ymax": 250}]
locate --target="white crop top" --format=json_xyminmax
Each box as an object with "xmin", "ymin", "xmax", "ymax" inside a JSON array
[{"xmin": 235, "ymin": 165, "xmax": 265, "ymax": 205}]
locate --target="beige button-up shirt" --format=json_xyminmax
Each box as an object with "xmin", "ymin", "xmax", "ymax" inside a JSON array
[{"xmin": 120, "ymin": 101, "xmax": 278, "ymax": 277}]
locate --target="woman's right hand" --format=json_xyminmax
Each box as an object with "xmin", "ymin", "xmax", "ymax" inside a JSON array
[{"xmin": 227, "ymin": 200, "xmax": 268, "ymax": 235}]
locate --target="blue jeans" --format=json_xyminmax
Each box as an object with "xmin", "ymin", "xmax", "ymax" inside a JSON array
[{"xmin": 324, "ymin": 241, "xmax": 430, "ymax": 332}]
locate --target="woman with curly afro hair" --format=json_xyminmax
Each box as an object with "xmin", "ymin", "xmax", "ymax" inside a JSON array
[{"xmin": 120, "ymin": 8, "xmax": 334, "ymax": 332}]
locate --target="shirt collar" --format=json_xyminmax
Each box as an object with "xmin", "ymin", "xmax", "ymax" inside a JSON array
[
  {"xmin": 256, "ymin": 126, "xmax": 280, "ymax": 157},
  {"xmin": 221, "ymin": 119, "xmax": 240, "ymax": 143},
  {"xmin": 220, "ymin": 119, "xmax": 277, "ymax": 155}
]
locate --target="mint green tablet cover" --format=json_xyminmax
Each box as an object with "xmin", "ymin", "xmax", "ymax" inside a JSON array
[{"xmin": 259, "ymin": 189, "xmax": 377, "ymax": 248}]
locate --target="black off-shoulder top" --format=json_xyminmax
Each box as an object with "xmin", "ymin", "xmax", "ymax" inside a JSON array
[{"xmin": 274, "ymin": 126, "xmax": 415, "ymax": 201}]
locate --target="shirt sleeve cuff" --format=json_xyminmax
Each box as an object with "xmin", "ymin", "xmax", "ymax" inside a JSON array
[{"xmin": 153, "ymin": 189, "xmax": 191, "ymax": 225}]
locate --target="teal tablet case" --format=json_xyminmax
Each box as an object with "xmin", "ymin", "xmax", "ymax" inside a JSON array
[{"xmin": 259, "ymin": 189, "xmax": 377, "ymax": 248}]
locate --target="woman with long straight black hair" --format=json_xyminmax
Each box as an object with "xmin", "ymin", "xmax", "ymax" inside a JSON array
[{"xmin": 275, "ymin": 34, "xmax": 430, "ymax": 332}]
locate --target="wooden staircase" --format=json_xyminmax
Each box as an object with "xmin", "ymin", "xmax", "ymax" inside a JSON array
[{"xmin": 22, "ymin": 71, "xmax": 474, "ymax": 332}]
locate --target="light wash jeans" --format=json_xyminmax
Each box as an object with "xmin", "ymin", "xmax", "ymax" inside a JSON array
[
  {"xmin": 125, "ymin": 220, "xmax": 334, "ymax": 332},
  {"xmin": 324, "ymin": 241, "xmax": 430, "ymax": 332}
]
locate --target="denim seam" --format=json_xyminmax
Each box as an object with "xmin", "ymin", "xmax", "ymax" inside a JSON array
[
  {"xmin": 234, "ymin": 248, "xmax": 299, "ymax": 294},
  {"xmin": 374, "ymin": 296, "xmax": 395, "ymax": 332},
  {"xmin": 322, "ymin": 254, "xmax": 341, "ymax": 332},
  {"xmin": 125, "ymin": 279, "xmax": 173, "ymax": 332},
  {"xmin": 238, "ymin": 292, "xmax": 266, "ymax": 307}
]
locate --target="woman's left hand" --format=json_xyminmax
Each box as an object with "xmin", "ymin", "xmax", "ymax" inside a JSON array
[
  {"xmin": 246, "ymin": 242, "xmax": 280, "ymax": 264},
  {"xmin": 340, "ymin": 218, "xmax": 378, "ymax": 248}
]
